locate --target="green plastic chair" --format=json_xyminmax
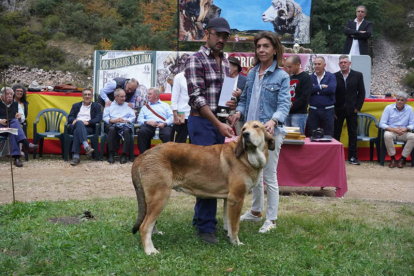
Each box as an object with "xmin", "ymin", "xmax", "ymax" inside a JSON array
[
  {"xmin": 356, "ymin": 113, "xmax": 381, "ymax": 161},
  {"xmin": 63, "ymin": 122, "xmax": 101, "ymax": 161},
  {"xmin": 33, "ymin": 108, "xmax": 68, "ymax": 159}
]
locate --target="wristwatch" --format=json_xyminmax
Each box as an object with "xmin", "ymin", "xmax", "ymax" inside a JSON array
[{"xmin": 271, "ymin": 118, "xmax": 278, "ymax": 124}]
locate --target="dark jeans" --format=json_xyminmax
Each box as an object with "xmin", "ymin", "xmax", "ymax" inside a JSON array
[
  {"xmin": 173, "ymin": 119, "xmax": 189, "ymax": 143},
  {"xmin": 334, "ymin": 110, "xmax": 358, "ymax": 159},
  {"xmin": 308, "ymin": 107, "xmax": 335, "ymax": 136},
  {"xmin": 68, "ymin": 121, "xmax": 94, "ymax": 154},
  {"xmin": 188, "ymin": 115, "xmax": 225, "ymax": 234},
  {"xmin": 137, "ymin": 124, "xmax": 173, "ymax": 154},
  {"xmin": 1, "ymin": 119, "xmax": 27, "ymax": 156},
  {"xmin": 104, "ymin": 123, "xmax": 132, "ymax": 155}
]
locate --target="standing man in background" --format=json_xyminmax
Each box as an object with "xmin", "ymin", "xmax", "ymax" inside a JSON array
[
  {"xmin": 334, "ymin": 55, "xmax": 366, "ymax": 165},
  {"xmin": 309, "ymin": 56, "xmax": 337, "ymax": 136},
  {"xmin": 185, "ymin": 17, "xmax": 235, "ymax": 244},
  {"xmin": 99, "ymin": 78, "xmax": 139, "ymax": 108},
  {"xmin": 171, "ymin": 72, "xmax": 190, "ymax": 143},
  {"xmin": 342, "ymin": 5, "xmax": 373, "ymax": 56},
  {"xmin": 283, "ymin": 55, "xmax": 312, "ymax": 134}
]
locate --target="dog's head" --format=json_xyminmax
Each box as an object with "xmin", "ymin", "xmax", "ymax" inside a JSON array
[
  {"xmin": 262, "ymin": 0, "xmax": 301, "ymax": 22},
  {"xmin": 235, "ymin": 120, "xmax": 275, "ymax": 158}
]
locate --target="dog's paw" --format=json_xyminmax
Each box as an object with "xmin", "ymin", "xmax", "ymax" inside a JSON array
[{"xmin": 145, "ymin": 248, "xmax": 160, "ymax": 255}]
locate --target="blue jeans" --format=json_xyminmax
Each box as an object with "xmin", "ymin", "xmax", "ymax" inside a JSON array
[
  {"xmin": 285, "ymin": 114, "xmax": 308, "ymax": 134},
  {"xmin": 188, "ymin": 116, "xmax": 224, "ymax": 233}
]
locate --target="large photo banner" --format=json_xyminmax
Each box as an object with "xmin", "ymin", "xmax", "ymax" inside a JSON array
[
  {"xmin": 93, "ymin": 51, "xmax": 155, "ymax": 108},
  {"xmin": 179, "ymin": 0, "xmax": 312, "ymax": 44}
]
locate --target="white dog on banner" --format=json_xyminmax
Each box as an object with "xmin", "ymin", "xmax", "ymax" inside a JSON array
[{"xmin": 262, "ymin": 0, "xmax": 310, "ymax": 44}]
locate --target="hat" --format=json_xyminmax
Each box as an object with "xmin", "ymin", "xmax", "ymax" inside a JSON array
[
  {"xmin": 228, "ymin": 57, "xmax": 242, "ymax": 73},
  {"xmin": 206, "ymin": 17, "xmax": 231, "ymax": 34}
]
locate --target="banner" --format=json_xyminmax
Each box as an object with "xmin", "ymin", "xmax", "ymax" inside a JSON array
[
  {"xmin": 179, "ymin": 0, "xmax": 312, "ymax": 44},
  {"xmin": 93, "ymin": 51, "xmax": 155, "ymax": 108}
]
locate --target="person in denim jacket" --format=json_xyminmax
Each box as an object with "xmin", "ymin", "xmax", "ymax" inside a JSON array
[{"xmin": 229, "ymin": 31, "xmax": 290, "ymax": 233}]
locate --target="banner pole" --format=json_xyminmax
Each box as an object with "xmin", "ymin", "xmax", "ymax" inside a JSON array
[{"xmin": 177, "ymin": 0, "xmax": 180, "ymax": 53}]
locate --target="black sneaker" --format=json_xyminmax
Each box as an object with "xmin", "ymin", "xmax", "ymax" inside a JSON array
[
  {"xmin": 348, "ymin": 157, "xmax": 360, "ymax": 165},
  {"xmin": 197, "ymin": 232, "xmax": 218, "ymax": 244},
  {"xmin": 70, "ymin": 158, "xmax": 80, "ymax": 166}
]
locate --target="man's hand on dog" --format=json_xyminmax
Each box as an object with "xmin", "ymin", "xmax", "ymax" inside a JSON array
[{"xmin": 218, "ymin": 122, "xmax": 234, "ymax": 138}]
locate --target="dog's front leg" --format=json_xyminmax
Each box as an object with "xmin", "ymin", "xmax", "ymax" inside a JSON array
[{"xmin": 226, "ymin": 194, "xmax": 244, "ymax": 245}]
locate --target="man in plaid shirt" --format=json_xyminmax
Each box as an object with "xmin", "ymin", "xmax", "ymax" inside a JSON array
[{"xmin": 185, "ymin": 17, "xmax": 235, "ymax": 244}]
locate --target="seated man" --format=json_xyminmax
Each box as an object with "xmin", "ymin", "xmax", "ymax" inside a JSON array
[
  {"xmin": 68, "ymin": 88, "xmax": 102, "ymax": 166},
  {"xmin": 103, "ymin": 88, "xmax": 136, "ymax": 164},
  {"xmin": 137, "ymin": 87, "xmax": 173, "ymax": 154},
  {"xmin": 379, "ymin": 92, "xmax": 414, "ymax": 168},
  {"xmin": 0, "ymin": 87, "xmax": 38, "ymax": 167}
]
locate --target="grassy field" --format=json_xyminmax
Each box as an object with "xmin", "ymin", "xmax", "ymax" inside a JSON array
[{"xmin": 1, "ymin": 194, "xmax": 413, "ymax": 275}]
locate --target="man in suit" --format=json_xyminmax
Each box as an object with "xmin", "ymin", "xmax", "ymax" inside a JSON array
[
  {"xmin": 334, "ymin": 55, "xmax": 366, "ymax": 165},
  {"xmin": 342, "ymin": 5, "xmax": 373, "ymax": 56},
  {"xmin": 228, "ymin": 56, "xmax": 247, "ymax": 135},
  {"xmin": 309, "ymin": 56, "xmax": 337, "ymax": 136},
  {"xmin": 67, "ymin": 89, "xmax": 103, "ymax": 166}
]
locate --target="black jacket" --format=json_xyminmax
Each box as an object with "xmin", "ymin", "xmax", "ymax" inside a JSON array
[
  {"xmin": 0, "ymin": 101, "xmax": 18, "ymax": 120},
  {"xmin": 334, "ymin": 69, "xmax": 366, "ymax": 116},
  {"xmin": 68, "ymin": 102, "xmax": 102, "ymax": 126},
  {"xmin": 342, "ymin": 19, "xmax": 373, "ymax": 55}
]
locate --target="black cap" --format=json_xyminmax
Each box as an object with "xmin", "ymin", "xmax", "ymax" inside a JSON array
[
  {"xmin": 228, "ymin": 57, "xmax": 242, "ymax": 73},
  {"xmin": 206, "ymin": 17, "xmax": 231, "ymax": 34}
]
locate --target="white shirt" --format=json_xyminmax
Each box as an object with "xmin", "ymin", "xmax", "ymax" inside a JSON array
[
  {"xmin": 77, "ymin": 103, "xmax": 92, "ymax": 121},
  {"xmin": 349, "ymin": 18, "xmax": 364, "ymax": 55},
  {"xmin": 170, "ymin": 72, "xmax": 190, "ymax": 119},
  {"xmin": 17, "ymin": 103, "xmax": 25, "ymax": 123}
]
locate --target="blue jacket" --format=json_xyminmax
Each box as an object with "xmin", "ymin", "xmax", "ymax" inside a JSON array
[
  {"xmin": 237, "ymin": 60, "xmax": 290, "ymax": 124},
  {"xmin": 68, "ymin": 101, "xmax": 102, "ymax": 126},
  {"xmin": 310, "ymin": 71, "xmax": 337, "ymax": 107}
]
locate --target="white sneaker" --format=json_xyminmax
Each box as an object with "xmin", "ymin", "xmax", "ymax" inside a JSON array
[
  {"xmin": 259, "ymin": 220, "xmax": 276, "ymax": 233},
  {"xmin": 240, "ymin": 211, "xmax": 263, "ymax": 222}
]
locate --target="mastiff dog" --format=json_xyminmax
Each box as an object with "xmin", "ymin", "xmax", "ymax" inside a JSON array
[{"xmin": 131, "ymin": 120, "xmax": 275, "ymax": 255}]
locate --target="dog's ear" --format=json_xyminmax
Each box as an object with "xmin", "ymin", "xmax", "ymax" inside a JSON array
[
  {"xmin": 234, "ymin": 136, "xmax": 244, "ymax": 158},
  {"xmin": 264, "ymin": 130, "xmax": 275, "ymax": 151}
]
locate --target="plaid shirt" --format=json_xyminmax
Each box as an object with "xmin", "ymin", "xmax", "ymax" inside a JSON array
[{"xmin": 185, "ymin": 45, "xmax": 230, "ymax": 114}]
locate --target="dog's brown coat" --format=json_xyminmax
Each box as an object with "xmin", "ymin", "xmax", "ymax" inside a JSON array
[{"xmin": 131, "ymin": 121, "xmax": 275, "ymax": 255}]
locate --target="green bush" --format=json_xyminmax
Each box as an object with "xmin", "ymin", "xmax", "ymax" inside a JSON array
[
  {"xmin": 403, "ymin": 72, "xmax": 414, "ymax": 88},
  {"xmin": 52, "ymin": 31, "xmax": 66, "ymax": 41}
]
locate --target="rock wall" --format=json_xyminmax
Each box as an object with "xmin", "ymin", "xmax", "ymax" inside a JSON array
[{"xmin": 2, "ymin": 65, "xmax": 91, "ymax": 89}]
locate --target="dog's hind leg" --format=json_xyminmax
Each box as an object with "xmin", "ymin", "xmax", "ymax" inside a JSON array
[
  {"xmin": 140, "ymin": 186, "xmax": 172, "ymax": 255},
  {"xmin": 223, "ymin": 199, "xmax": 228, "ymax": 233}
]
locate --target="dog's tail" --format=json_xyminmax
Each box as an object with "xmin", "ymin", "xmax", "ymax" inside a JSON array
[{"xmin": 132, "ymin": 164, "xmax": 146, "ymax": 235}]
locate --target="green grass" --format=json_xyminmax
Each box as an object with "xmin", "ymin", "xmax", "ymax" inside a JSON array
[{"xmin": 0, "ymin": 195, "xmax": 413, "ymax": 275}]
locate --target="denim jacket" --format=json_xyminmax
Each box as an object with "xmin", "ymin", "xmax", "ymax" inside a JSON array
[{"xmin": 236, "ymin": 60, "xmax": 291, "ymax": 125}]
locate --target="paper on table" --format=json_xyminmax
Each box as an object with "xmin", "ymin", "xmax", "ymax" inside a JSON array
[{"xmin": 218, "ymin": 76, "xmax": 237, "ymax": 107}]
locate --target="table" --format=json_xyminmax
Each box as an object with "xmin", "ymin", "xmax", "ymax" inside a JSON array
[{"xmin": 278, "ymin": 138, "xmax": 348, "ymax": 197}]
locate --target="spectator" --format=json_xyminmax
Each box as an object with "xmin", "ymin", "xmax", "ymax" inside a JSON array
[
  {"xmin": 164, "ymin": 75, "xmax": 174, "ymax": 94},
  {"xmin": 342, "ymin": 5, "xmax": 373, "ymax": 56},
  {"xmin": 171, "ymin": 72, "xmax": 190, "ymax": 143},
  {"xmin": 67, "ymin": 89, "xmax": 103, "ymax": 166},
  {"xmin": 229, "ymin": 31, "xmax": 290, "ymax": 233},
  {"xmin": 0, "ymin": 87, "xmax": 38, "ymax": 167},
  {"xmin": 137, "ymin": 87, "xmax": 173, "ymax": 154},
  {"xmin": 379, "ymin": 92, "xmax": 414, "ymax": 168},
  {"xmin": 185, "ymin": 17, "xmax": 235, "ymax": 244},
  {"xmin": 283, "ymin": 55, "xmax": 312, "ymax": 134},
  {"xmin": 12, "ymin": 84, "xmax": 28, "ymax": 122},
  {"xmin": 99, "ymin": 78, "xmax": 139, "ymax": 108},
  {"xmin": 309, "ymin": 56, "xmax": 337, "ymax": 136},
  {"xmin": 228, "ymin": 56, "xmax": 247, "ymax": 135},
  {"xmin": 334, "ymin": 55, "xmax": 366, "ymax": 165},
  {"xmin": 103, "ymin": 88, "xmax": 136, "ymax": 164}
]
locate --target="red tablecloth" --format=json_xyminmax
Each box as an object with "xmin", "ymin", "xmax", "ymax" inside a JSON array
[{"xmin": 278, "ymin": 138, "xmax": 348, "ymax": 197}]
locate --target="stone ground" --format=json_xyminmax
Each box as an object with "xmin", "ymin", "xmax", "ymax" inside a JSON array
[{"xmin": 0, "ymin": 156, "xmax": 413, "ymax": 205}]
